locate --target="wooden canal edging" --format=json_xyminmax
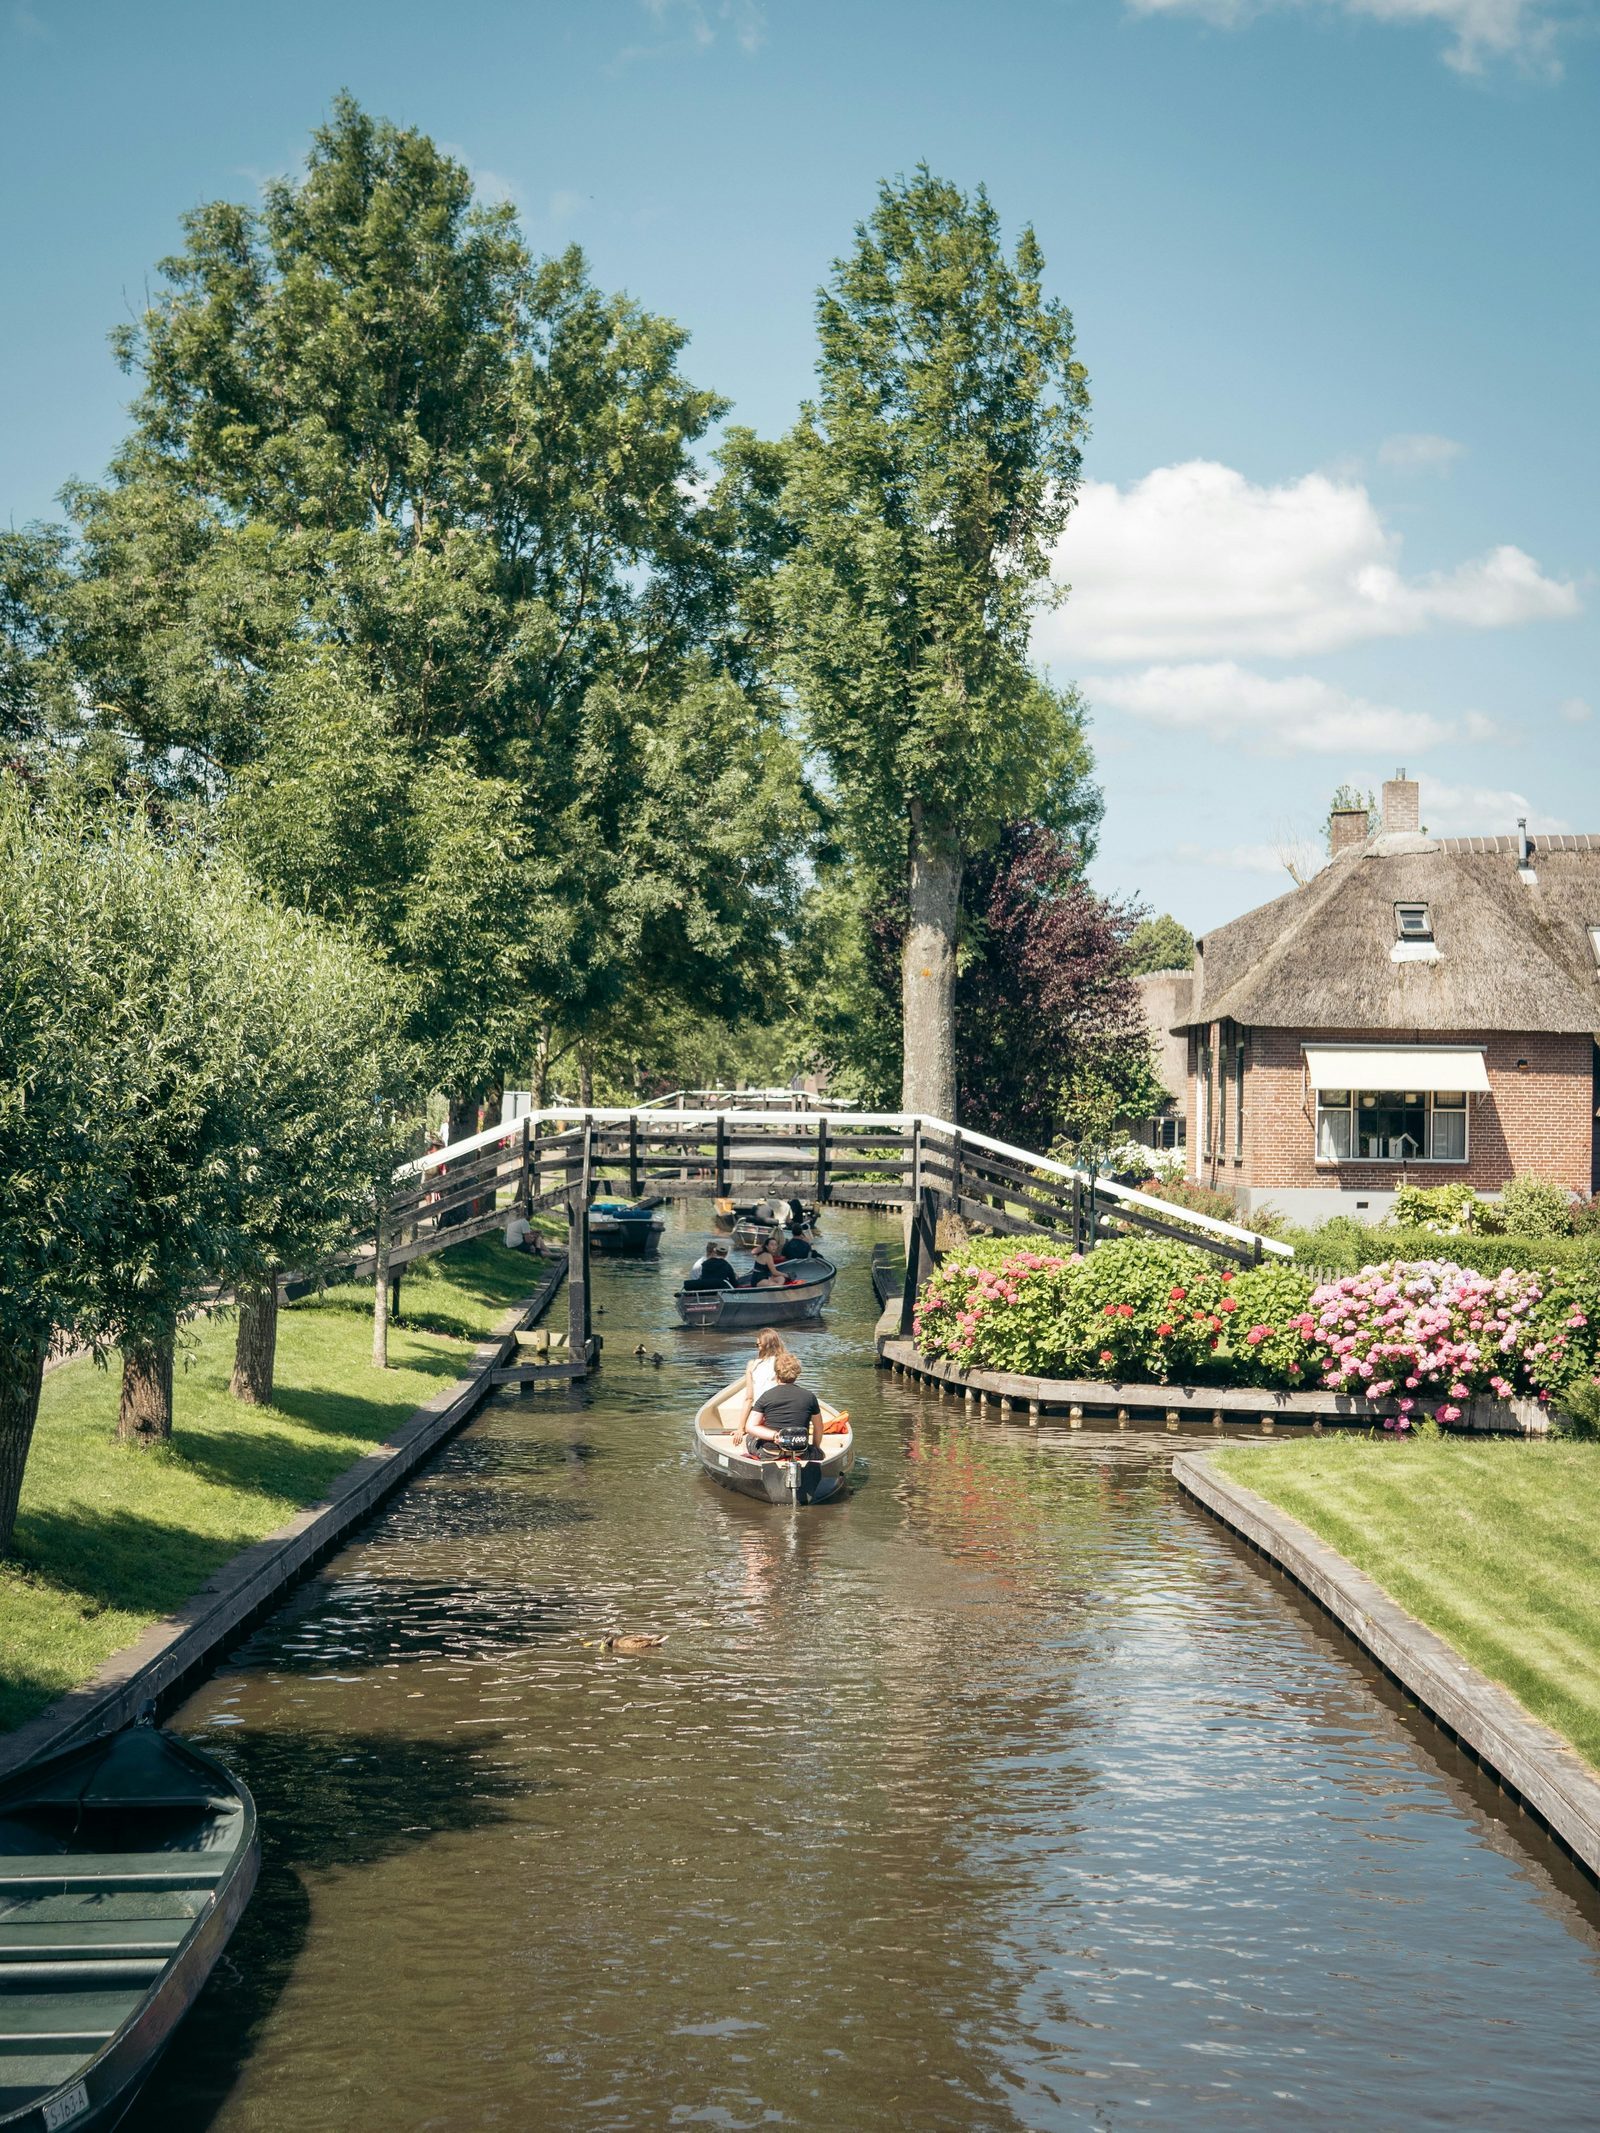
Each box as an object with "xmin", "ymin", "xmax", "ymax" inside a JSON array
[
  {"xmin": 1174, "ymin": 1450, "xmax": 1600, "ymax": 1884},
  {"xmin": 0, "ymin": 1252, "xmax": 571, "ymax": 1779},
  {"xmin": 874, "ymin": 1327, "xmax": 1408, "ymax": 1431}
]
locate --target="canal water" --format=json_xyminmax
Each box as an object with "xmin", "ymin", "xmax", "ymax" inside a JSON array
[{"xmin": 137, "ymin": 1206, "xmax": 1600, "ymax": 2131}]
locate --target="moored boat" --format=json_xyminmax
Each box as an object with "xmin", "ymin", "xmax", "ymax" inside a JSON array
[
  {"xmin": 0, "ymin": 1725, "xmax": 259, "ymax": 2132},
  {"xmin": 588, "ymin": 1201, "xmax": 665, "ymax": 1257},
  {"xmin": 673, "ymin": 1258, "xmax": 836, "ymax": 1329},
  {"xmin": 693, "ymin": 1380, "xmax": 854, "ymax": 1503}
]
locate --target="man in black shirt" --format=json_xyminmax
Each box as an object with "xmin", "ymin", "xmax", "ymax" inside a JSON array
[
  {"xmin": 778, "ymin": 1228, "xmax": 815, "ymax": 1263},
  {"xmin": 685, "ymin": 1241, "xmax": 738, "ymax": 1291},
  {"xmin": 745, "ymin": 1352, "xmax": 822, "ymax": 1458}
]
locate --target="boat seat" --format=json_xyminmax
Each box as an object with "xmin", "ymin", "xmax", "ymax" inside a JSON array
[
  {"xmin": 0, "ymin": 1986, "xmax": 145, "ymax": 2044},
  {"xmin": 0, "ymin": 1917, "xmax": 191, "ymax": 1959},
  {"xmin": 0, "ymin": 2055, "xmax": 94, "ymax": 2110},
  {"xmin": 0, "ymin": 1854, "xmax": 230, "ymax": 1895}
]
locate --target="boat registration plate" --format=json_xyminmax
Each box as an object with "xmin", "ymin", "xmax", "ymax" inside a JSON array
[{"xmin": 44, "ymin": 2083, "xmax": 90, "ymax": 2130}]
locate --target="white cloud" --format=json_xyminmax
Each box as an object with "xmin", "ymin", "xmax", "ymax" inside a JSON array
[
  {"xmin": 1086, "ymin": 662, "xmax": 1464, "ymax": 757},
  {"xmin": 1417, "ymin": 778, "xmax": 1571, "ymax": 835},
  {"xmin": 1559, "ymin": 695, "xmax": 1592, "ymax": 725},
  {"xmin": 1378, "ymin": 432, "xmax": 1466, "ymax": 472},
  {"xmin": 624, "ymin": 0, "xmax": 765, "ymax": 57},
  {"xmin": 1175, "ymin": 839, "xmax": 1316, "ymax": 875},
  {"xmin": 1121, "ymin": 0, "xmax": 1560, "ymax": 74},
  {"xmin": 1041, "ymin": 460, "xmax": 1580, "ymax": 663}
]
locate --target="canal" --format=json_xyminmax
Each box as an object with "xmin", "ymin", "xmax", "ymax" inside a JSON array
[{"xmin": 135, "ymin": 1206, "xmax": 1600, "ymax": 2131}]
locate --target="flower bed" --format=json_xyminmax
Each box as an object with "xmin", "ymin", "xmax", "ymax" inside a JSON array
[{"xmin": 912, "ymin": 1237, "xmax": 1600, "ymax": 1430}]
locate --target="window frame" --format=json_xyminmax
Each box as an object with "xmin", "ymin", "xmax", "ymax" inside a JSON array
[
  {"xmin": 1395, "ymin": 902, "xmax": 1433, "ymax": 941},
  {"xmin": 1313, "ymin": 1085, "xmax": 1469, "ymax": 1166}
]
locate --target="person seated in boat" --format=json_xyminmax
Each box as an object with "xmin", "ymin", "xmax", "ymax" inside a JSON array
[
  {"xmin": 731, "ymin": 1327, "xmax": 796, "ymax": 1445},
  {"xmin": 738, "ymin": 1236, "xmax": 788, "ymax": 1288},
  {"xmin": 685, "ymin": 1240, "xmax": 738, "ymax": 1291},
  {"xmin": 743, "ymin": 1351, "xmax": 823, "ymax": 1461},
  {"xmin": 777, "ymin": 1224, "xmax": 815, "ymax": 1263}
]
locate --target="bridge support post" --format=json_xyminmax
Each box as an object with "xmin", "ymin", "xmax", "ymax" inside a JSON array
[
  {"xmin": 899, "ymin": 1184, "xmax": 943, "ymax": 1340},
  {"xmin": 567, "ymin": 1119, "xmax": 594, "ymax": 1373}
]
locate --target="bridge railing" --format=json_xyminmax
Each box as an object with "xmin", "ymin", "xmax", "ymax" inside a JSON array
[{"xmin": 393, "ymin": 1108, "xmax": 1286, "ymax": 1259}]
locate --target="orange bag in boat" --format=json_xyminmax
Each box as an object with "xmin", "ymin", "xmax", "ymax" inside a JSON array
[{"xmin": 822, "ymin": 1411, "xmax": 850, "ymax": 1435}]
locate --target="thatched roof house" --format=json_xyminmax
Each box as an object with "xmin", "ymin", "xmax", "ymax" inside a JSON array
[{"xmin": 1176, "ymin": 777, "xmax": 1600, "ymax": 1222}]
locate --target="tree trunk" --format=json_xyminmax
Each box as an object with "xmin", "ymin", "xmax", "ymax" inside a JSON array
[
  {"xmin": 118, "ymin": 1332, "xmax": 175, "ymax": 1446},
  {"xmin": 579, "ymin": 1056, "xmax": 594, "ymax": 1108},
  {"xmin": 901, "ymin": 812, "xmax": 963, "ymax": 1121},
  {"xmin": 0, "ymin": 1331, "xmax": 47, "ymax": 1558},
  {"xmin": 446, "ymin": 1090, "xmax": 479, "ymax": 1148},
  {"xmin": 372, "ymin": 1216, "xmax": 390, "ymax": 1370},
  {"xmin": 230, "ymin": 1281, "xmax": 279, "ymax": 1406}
]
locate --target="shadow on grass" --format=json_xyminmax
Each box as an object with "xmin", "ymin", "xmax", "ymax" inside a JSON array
[
  {"xmin": 121, "ymin": 1726, "xmax": 526, "ymax": 2133},
  {"xmin": 8, "ymin": 1504, "xmax": 254, "ymax": 1623},
  {"xmin": 264, "ymin": 1354, "xmax": 466, "ymax": 1439}
]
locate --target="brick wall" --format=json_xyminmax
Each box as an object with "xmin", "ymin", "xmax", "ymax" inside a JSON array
[{"xmin": 1187, "ymin": 1025, "xmax": 1597, "ymax": 1198}]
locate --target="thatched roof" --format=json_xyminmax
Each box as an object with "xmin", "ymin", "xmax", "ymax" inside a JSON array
[{"xmin": 1179, "ymin": 832, "xmax": 1600, "ymax": 1034}]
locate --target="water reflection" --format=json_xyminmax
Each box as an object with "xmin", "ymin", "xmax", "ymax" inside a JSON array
[{"xmin": 136, "ymin": 1204, "xmax": 1600, "ymax": 2132}]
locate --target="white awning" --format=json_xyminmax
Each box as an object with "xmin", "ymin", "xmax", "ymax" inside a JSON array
[{"xmin": 1302, "ymin": 1045, "xmax": 1489, "ymax": 1093}]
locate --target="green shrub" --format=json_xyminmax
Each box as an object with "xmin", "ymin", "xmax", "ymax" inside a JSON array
[
  {"xmin": 1217, "ymin": 1259, "xmax": 1319, "ymax": 1386},
  {"xmin": 1498, "ymin": 1175, "xmax": 1575, "ymax": 1239},
  {"xmin": 1390, "ymin": 1181, "xmax": 1479, "ymax": 1233},
  {"xmin": 1285, "ymin": 1221, "xmax": 1600, "ymax": 1279}
]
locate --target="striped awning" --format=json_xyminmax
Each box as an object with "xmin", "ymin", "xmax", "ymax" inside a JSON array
[{"xmin": 1302, "ymin": 1045, "xmax": 1489, "ymax": 1093}]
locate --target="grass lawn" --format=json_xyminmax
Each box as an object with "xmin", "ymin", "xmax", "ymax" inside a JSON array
[
  {"xmin": 0, "ymin": 1236, "xmax": 546, "ymax": 1734},
  {"xmin": 1217, "ymin": 1435, "xmax": 1600, "ymax": 1769}
]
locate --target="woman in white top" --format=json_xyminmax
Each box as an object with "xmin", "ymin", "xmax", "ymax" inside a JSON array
[{"xmin": 731, "ymin": 1327, "xmax": 796, "ymax": 1444}]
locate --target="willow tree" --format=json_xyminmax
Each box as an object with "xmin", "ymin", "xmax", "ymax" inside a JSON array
[{"xmin": 777, "ymin": 170, "xmax": 1091, "ymax": 1119}]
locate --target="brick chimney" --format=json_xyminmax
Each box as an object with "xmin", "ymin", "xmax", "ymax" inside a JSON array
[
  {"xmin": 1330, "ymin": 805, "xmax": 1369, "ymax": 855},
  {"xmin": 1381, "ymin": 771, "xmax": 1420, "ymax": 834}
]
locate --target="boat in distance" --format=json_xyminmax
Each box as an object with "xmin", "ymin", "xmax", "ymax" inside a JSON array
[
  {"xmin": 588, "ymin": 1200, "xmax": 665, "ymax": 1257},
  {"xmin": 673, "ymin": 1258, "xmax": 837, "ymax": 1329},
  {"xmin": 0, "ymin": 1725, "xmax": 259, "ymax": 2133},
  {"xmin": 693, "ymin": 1380, "xmax": 855, "ymax": 1503}
]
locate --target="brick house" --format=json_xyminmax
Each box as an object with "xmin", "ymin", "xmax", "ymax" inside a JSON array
[{"xmin": 1174, "ymin": 777, "xmax": 1600, "ymax": 1223}]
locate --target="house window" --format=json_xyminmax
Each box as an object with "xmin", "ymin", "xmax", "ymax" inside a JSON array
[
  {"xmin": 1315, "ymin": 1087, "xmax": 1468, "ymax": 1163},
  {"xmin": 1395, "ymin": 903, "xmax": 1433, "ymax": 940},
  {"xmin": 1234, "ymin": 1039, "xmax": 1246, "ymax": 1159},
  {"xmin": 1316, "ymin": 1087, "xmax": 1354, "ymax": 1160},
  {"xmin": 1588, "ymin": 923, "xmax": 1600, "ymax": 966}
]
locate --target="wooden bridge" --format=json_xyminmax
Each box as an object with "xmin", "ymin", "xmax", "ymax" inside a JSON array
[{"xmin": 378, "ymin": 1108, "xmax": 1289, "ymax": 1383}]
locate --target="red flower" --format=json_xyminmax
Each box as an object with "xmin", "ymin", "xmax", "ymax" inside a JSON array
[
  {"xmin": 1169, "ymin": 1286, "xmax": 1187, "ymax": 1302},
  {"xmin": 1192, "ymin": 1311, "xmax": 1209, "ymax": 1323},
  {"xmin": 1156, "ymin": 1323, "xmax": 1175, "ymax": 1337},
  {"xmin": 1208, "ymin": 1315, "xmax": 1224, "ymax": 1332},
  {"xmin": 1117, "ymin": 1303, "xmax": 1135, "ymax": 1318},
  {"xmin": 1099, "ymin": 1349, "xmax": 1115, "ymax": 1364},
  {"xmin": 1218, "ymin": 1298, "xmax": 1239, "ymax": 1314},
  {"xmin": 1221, "ymin": 1270, "xmax": 1236, "ymax": 1283},
  {"xmin": 1102, "ymin": 1303, "xmax": 1119, "ymax": 1317}
]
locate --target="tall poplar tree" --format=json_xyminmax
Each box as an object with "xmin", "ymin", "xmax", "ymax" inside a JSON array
[{"xmin": 777, "ymin": 170, "xmax": 1091, "ymax": 1119}]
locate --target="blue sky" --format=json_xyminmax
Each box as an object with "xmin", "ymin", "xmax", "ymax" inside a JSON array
[{"xmin": 2, "ymin": 0, "xmax": 1595, "ymax": 931}]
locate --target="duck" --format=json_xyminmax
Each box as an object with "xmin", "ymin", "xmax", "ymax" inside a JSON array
[
  {"xmin": 650, "ymin": 1352, "xmax": 664, "ymax": 1367},
  {"xmin": 632, "ymin": 1342, "xmax": 648, "ymax": 1358},
  {"xmin": 583, "ymin": 1633, "xmax": 668, "ymax": 1654}
]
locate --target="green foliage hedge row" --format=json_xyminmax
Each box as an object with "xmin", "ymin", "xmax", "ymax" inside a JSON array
[{"xmin": 1282, "ymin": 1218, "xmax": 1600, "ymax": 1277}]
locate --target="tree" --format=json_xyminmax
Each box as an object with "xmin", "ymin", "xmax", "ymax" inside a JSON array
[
  {"xmin": 1125, "ymin": 913, "xmax": 1194, "ymax": 976},
  {"xmin": 0, "ymin": 790, "xmax": 133, "ymax": 1551},
  {"xmin": 45, "ymin": 95, "xmax": 799, "ymax": 1112},
  {"xmin": 777, "ymin": 168, "xmax": 1091, "ymax": 1118},
  {"xmin": 956, "ymin": 824, "xmax": 1155, "ymax": 1150},
  {"xmin": 223, "ymin": 907, "xmax": 414, "ymax": 1405}
]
